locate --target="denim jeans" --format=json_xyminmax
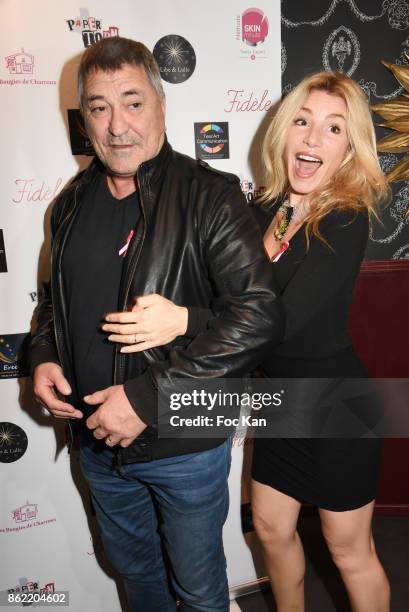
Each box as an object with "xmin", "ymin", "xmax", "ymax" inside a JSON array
[{"xmin": 79, "ymin": 439, "xmax": 232, "ymax": 612}]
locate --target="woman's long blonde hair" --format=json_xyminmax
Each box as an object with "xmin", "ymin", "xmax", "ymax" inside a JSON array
[{"xmin": 260, "ymin": 71, "xmax": 390, "ymax": 242}]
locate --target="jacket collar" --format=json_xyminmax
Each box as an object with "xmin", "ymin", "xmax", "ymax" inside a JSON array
[
  {"xmin": 73, "ymin": 136, "xmax": 173, "ymax": 213},
  {"xmin": 137, "ymin": 135, "xmax": 172, "ymax": 198}
]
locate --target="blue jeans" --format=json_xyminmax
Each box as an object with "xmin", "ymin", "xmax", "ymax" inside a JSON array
[{"xmin": 79, "ymin": 440, "xmax": 232, "ymax": 612}]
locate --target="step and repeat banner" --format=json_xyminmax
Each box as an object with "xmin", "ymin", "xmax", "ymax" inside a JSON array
[
  {"xmin": 2, "ymin": 1, "xmax": 407, "ymax": 610},
  {"xmin": 0, "ymin": 1, "xmax": 280, "ymax": 610}
]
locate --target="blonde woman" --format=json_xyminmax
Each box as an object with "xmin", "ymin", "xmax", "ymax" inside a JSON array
[
  {"xmin": 102, "ymin": 71, "xmax": 390, "ymax": 611},
  {"xmin": 250, "ymin": 71, "xmax": 390, "ymax": 612}
]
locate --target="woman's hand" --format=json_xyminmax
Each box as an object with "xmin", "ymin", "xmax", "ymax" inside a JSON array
[{"xmin": 102, "ymin": 294, "xmax": 188, "ymax": 353}]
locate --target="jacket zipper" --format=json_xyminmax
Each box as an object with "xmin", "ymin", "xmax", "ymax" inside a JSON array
[{"xmin": 113, "ymin": 172, "xmax": 147, "ymax": 385}]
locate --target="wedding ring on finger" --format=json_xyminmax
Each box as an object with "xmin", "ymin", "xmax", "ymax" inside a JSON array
[{"xmin": 39, "ymin": 404, "xmax": 49, "ymax": 416}]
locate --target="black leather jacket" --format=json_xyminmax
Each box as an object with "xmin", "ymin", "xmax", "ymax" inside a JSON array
[{"xmin": 30, "ymin": 139, "xmax": 283, "ymax": 463}]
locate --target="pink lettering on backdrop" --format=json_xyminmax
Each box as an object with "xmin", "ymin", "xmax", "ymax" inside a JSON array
[
  {"xmin": 224, "ymin": 89, "xmax": 272, "ymax": 113},
  {"xmin": 12, "ymin": 178, "xmax": 63, "ymax": 204}
]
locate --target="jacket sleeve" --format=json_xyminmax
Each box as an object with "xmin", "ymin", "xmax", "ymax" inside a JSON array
[
  {"xmin": 29, "ymin": 202, "xmax": 60, "ymax": 373},
  {"xmin": 281, "ymin": 209, "xmax": 368, "ymax": 342},
  {"xmin": 185, "ymin": 307, "xmax": 213, "ymax": 338},
  {"xmin": 124, "ymin": 181, "xmax": 284, "ymax": 426},
  {"xmin": 29, "ymin": 281, "xmax": 60, "ymax": 373},
  {"xmin": 29, "ymin": 167, "xmax": 87, "ymax": 375},
  {"xmin": 29, "ymin": 191, "xmax": 70, "ymax": 374}
]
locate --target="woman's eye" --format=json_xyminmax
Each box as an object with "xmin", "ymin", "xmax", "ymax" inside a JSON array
[
  {"xmin": 129, "ymin": 102, "xmax": 141, "ymax": 109},
  {"xmin": 294, "ymin": 118, "xmax": 307, "ymax": 126},
  {"xmin": 330, "ymin": 125, "xmax": 341, "ymax": 134}
]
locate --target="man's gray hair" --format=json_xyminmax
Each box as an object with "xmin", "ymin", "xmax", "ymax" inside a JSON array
[{"xmin": 78, "ymin": 36, "xmax": 164, "ymax": 108}]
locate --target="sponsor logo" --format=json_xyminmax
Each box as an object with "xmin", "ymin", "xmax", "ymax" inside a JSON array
[
  {"xmin": 194, "ymin": 122, "xmax": 230, "ymax": 160},
  {"xmin": 240, "ymin": 178, "xmax": 266, "ymax": 203},
  {"xmin": 5, "ymin": 49, "xmax": 34, "ymax": 74},
  {"xmin": 1, "ymin": 49, "xmax": 56, "ymax": 87},
  {"xmin": 0, "ymin": 230, "xmax": 7, "ymax": 273},
  {"xmin": 224, "ymin": 88, "xmax": 272, "ymax": 113},
  {"xmin": 67, "ymin": 109, "xmax": 94, "ymax": 155},
  {"xmin": 0, "ymin": 334, "xmax": 30, "ymax": 379},
  {"xmin": 12, "ymin": 178, "xmax": 63, "ymax": 204},
  {"xmin": 235, "ymin": 8, "xmax": 269, "ymax": 61},
  {"xmin": 0, "ymin": 501, "xmax": 57, "ymax": 534},
  {"xmin": 66, "ymin": 8, "xmax": 119, "ymax": 47},
  {"xmin": 12, "ymin": 502, "xmax": 38, "ymax": 523},
  {"xmin": 0, "ymin": 423, "xmax": 28, "ymax": 463},
  {"xmin": 153, "ymin": 35, "xmax": 196, "ymax": 84},
  {"xmin": 5, "ymin": 578, "xmax": 56, "ymax": 596}
]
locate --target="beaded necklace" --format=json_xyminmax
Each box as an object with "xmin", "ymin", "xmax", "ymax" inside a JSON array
[
  {"xmin": 273, "ymin": 201, "xmax": 293, "ymax": 242},
  {"xmin": 273, "ymin": 200, "xmax": 306, "ymax": 242}
]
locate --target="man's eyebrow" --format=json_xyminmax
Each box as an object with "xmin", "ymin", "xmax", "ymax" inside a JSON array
[
  {"xmin": 86, "ymin": 90, "xmax": 143, "ymax": 104},
  {"xmin": 86, "ymin": 94, "xmax": 105, "ymax": 104},
  {"xmin": 121, "ymin": 88, "xmax": 142, "ymax": 97}
]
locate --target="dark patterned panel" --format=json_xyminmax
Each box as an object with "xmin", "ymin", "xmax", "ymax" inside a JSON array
[{"xmin": 281, "ymin": 0, "xmax": 409, "ymax": 259}]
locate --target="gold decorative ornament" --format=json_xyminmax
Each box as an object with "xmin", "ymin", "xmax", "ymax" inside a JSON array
[{"xmin": 372, "ymin": 52, "xmax": 409, "ymax": 183}]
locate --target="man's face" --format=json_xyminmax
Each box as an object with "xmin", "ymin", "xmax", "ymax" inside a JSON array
[{"xmin": 82, "ymin": 64, "xmax": 166, "ymax": 177}]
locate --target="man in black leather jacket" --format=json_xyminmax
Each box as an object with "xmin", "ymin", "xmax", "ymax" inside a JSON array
[{"xmin": 30, "ymin": 37, "xmax": 283, "ymax": 612}]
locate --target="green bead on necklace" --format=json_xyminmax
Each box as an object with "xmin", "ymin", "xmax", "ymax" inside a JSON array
[{"xmin": 274, "ymin": 201, "xmax": 294, "ymax": 242}]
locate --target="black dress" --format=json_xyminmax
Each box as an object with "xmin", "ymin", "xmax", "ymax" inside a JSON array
[{"xmin": 251, "ymin": 202, "xmax": 382, "ymax": 511}]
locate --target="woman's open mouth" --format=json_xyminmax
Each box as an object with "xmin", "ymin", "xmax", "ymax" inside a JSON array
[{"xmin": 295, "ymin": 153, "xmax": 323, "ymax": 178}]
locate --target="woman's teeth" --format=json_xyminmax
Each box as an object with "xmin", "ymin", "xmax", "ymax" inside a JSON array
[{"xmin": 295, "ymin": 154, "xmax": 323, "ymax": 177}]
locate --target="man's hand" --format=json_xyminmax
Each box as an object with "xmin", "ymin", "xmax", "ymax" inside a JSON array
[
  {"xmin": 102, "ymin": 293, "xmax": 188, "ymax": 353},
  {"xmin": 33, "ymin": 362, "xmax": 83, "ymax": 419},
  {"xmin": 84, "ymin": 384, "xmax": 147, "ymax": 447}
]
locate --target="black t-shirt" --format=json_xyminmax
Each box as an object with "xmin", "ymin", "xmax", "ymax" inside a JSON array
[{"xmin": 62, "ymin": 172, "xmax": 140, "ymax": 406}]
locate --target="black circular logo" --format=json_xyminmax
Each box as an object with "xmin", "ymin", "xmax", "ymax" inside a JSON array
[
  {"xmin": 153, "ymin": 34, "xmax": 196, "ymax": 84},
  {"xmin": 0, "ymin": 422, "xmax": 28, "ymax": 463}
]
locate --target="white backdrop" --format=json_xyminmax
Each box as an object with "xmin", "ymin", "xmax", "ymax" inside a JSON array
[{"xmin": 0, "ymin": 1, "xmax": 281, "ymax": 609}]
